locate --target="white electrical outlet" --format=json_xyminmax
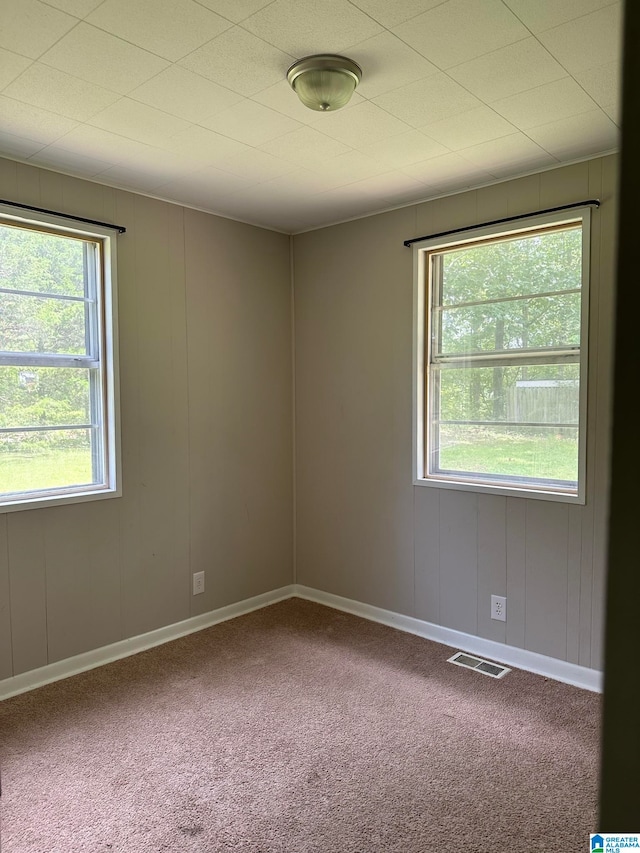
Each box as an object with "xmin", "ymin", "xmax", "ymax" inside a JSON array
[
  {"xmin": 491, "ymin": 594, "xmax": 506, "ymax": 622},
  {"xmin": 192, "ymin": 571, "xmax": 205, "ymax": 595}
]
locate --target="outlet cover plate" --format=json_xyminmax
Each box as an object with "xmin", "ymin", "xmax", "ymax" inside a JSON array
[
  {"xmin": 491, "ymin": 594, "xmax": 506, "ymax": 622},
  {"xmin": 193, "ymin": 571, "xmax": 205, "ymax": 595}
]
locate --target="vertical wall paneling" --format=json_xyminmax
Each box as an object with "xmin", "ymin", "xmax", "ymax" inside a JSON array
[
  {"xmin": 578, "ymin": 158, "xmax": 605, "ymax": 668},
  {"xmin": 540, "ymin": 161, "xmax": 589, "ymax": 209},
  {"xmin": 414, "ymin": 487, "xmax": 440, "ymax": 625},
  {"xmin": 44, "ymin": 501, "xmax": 121, "ymax": 664},
  {"xmin": 114, "ymin": 189, "xmax": 142, "ymax": 641},
  {"xmin": 38, "ymin": 169, "xmax": 64, "ymax": 212},
  {"xmin": 121, "ymin": 195, "xmax": 190, "ymax": 637},
  {"xmin": 438, "ymin": 490, "xmax": 478, "ymax": 635},
  {"xmin": 0, "ymin": 156, "xmax": 294, "ymax": 682},
  {"xmin": 14, "ymin": 162, "xmax": 40, "ymax": 206},
  {"xmin": 7, "ymin": 510, "xmax": 47, "ymax": 675},
  {"xmin": 293, "ymin": 156, "xmax": 617, "ymax": 671},
  {"xmin": 524, "ymin": 500, "xmax": 569, "ymax": 660},
  {"xmin": 505, "ymin": 173, "xmax": 540, "ymax": 216},
  {"xmin": 185, "ymin": 210, "xmax": 292, "ymax": 615},
  {"xmin": 294, "ymin": 209, "xmax": 416, "ymax": 614},
  {"xmin": 0, "ymin": 158, "xmax": 18, "ymax": 198},
  {"xmin": 475, "ymin": 181, "xmax": 509, "ymax": 223},
  {"xmin": 0, "ymin": 516, "xmax": 12, "ymax": 679},
  {"xmin": 590, "ymin": 154, "xmax": 617, "ymax": 670},
  {"xmin": 477, "ymin": 495, "xmax": 507, "ymax": 643},
  {"xmin": 566, "ymin": 505, "xmax": 583, "ymax": 664},
  {"xmin": 505, "ymin": 497, "xmax": 526, "ymax": 649}
]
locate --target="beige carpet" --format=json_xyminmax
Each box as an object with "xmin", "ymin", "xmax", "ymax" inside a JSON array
[{"xmin": 0, "ymin": 598, "xmax": 600, "ymax": 852}]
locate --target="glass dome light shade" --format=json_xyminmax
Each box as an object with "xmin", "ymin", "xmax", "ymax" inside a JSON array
[{"xmin": 287, "ymin": 55, "xmax": 362, "ymax": 112}]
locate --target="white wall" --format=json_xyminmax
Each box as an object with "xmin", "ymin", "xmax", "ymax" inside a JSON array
[
  {"xmin": 0, "ymin": 158, "xmax": 293, "ymax": 680},
  {"xmin": 293, "ymin": 155, "xmax": 617, "ymax": 670}
]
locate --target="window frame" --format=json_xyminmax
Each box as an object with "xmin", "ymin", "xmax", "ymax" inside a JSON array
[
  {"xmin": 0, "ymin": 204, "xmax": 121, "ymax": 513},
  {"xmin": 412, "ymin": 207, "xmax": 591, "ymax": 504}
]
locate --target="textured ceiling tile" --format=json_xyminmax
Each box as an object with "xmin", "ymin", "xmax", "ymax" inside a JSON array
[
  {"xmin": 307, "ymin": 150, "xmax": 388, "ymax": 186},
  {"xmin": 350, "ymin": 31, "xmax": 439, "ymax": 99},
  {"xmin": 86, "ymin": 0, "xmax": 231, "ymax": 62},
  {"xmin": 308, "ymin": 186, "xmax": 389, "ymax": 223},
  {"xmin": 201, "ymin": 100, "xmax": 301, "ymax": 147},
  {"xmin": 88, "ymin": 99, "xmax": 191, "ymax": 147},
  {"xmin": 492, "ymin": 78, "xmax": 598, "ymax": 130},
  {"xmin": 0, "ymin": 48, "xmax": 32, "ymax": 90},
  {"xmin": 537, "ymin": 4, "xmax": 622, "ymax": 76},
  {"xmin": 420, "ymin": 106, "xmax": 515, "ymax": 150},
  {"xmin": 179, "ymin": 27, "xmax": 293, "ymax": 96},
  {"xmin": 373, "ymin": 74, "xmax": 481, "ymax": 129},
  {"xmin": 309, "ymin": 102, "xmax": 410, "ymax": 148},
  {"xmin": 259, "ymin": 126, "xmax": 352, "ymax": 168},
  {"xmin": 241, "ymin": 0, "xmax": 383, "ymax": 56},
  {"xmin": 128, "ymin": 66, "xmax": 243, "ymax": 124},
  {"xmin": 526, "ymin": 110, "xmax": 619, "ymax": 159},
  {"xmin": 39, "ymin": 23, "xmax": 169, "ymax": 95},
  {"xmin": 502, "ymin": 0, "xmax": 618, "ymax": 33},
  {"xmin": 0, "ymin": 95, "xmax": 78, "ymax": 144},
  {"xmin": 348, "ymin": 0, "xmax": 446, "ymax": 28},
  {"xmin": 54, "ymin": 124, "xmax": 165, "ymax": 163},
  {"xmin": 602, "ymin": 102, "xmax": 620, "ymax": 126},
  {"xmin": 4, "ymin": 63, "xmax": 120, "ymax": 122},
  {"xmin": 458, "ymin": 133, "xmax": 555, "ymax": 171},
  {"xmin": 162, "ymin": 125, "xmax": 250, "ymax": 163},
  {"xmin": 360, "ymin": 130, "xmax": 449, "ymax": 166},
  {"xmin": 0, "ymin": 0, "xmax": 77, "ymax": 60},
  {"xmin": 449, "ymin": 38, "xmax": 566, "ymax": 102},
  {"xmin": 155, "ymin": 166, "xmax": 255, "ymax": 201},
  {"xmin": 252, "ymin": 79, "xmax": 365, "ymax": 124},
  {"xmin": 574, "ymin": 62, "xmax": 620, "ymax": 110},
  {"xmin": 345, "ymin": 170, "xmax": 429, "ymax": 202},
  {"xmin": 0, "ymin": 130, "xmax": 46, "ymax": 160},
  {"xmin": 217, "ymin": 148, "xmax": 298, "ymax": 182},
  {"xmin": 28, "ymin": 146, "xmax": 112, "ymax": 177},
  {"xmin": 94, "ymin": 159, "xmax": 194, "ymax": 192},
  {"xmin": 392, "ymin": 0, "xmax": 529, "ymax": 70},
  {"xmin": 38, "ymin": 0, "xmax": 104, "ymax": 17},
  {"xmin": 194, "ymin": 0, "xmax": 276, "ymax": 23},
  {"xmin": 402, "ymin": 151, "xmax": 490, "ymax": 184}
]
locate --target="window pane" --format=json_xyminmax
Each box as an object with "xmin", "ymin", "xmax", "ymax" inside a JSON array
[
  {"xmin": 0, "ymin": 428, "xmax": 96, "ymax": 495},
  {"xmin": 438, "ymin": 291, "xmax": 581, "ymax": 356},
  {"xmin": 437, "ymin": 363, "xmax": 580, "ymax": 425},
  {"xmin": 439, "ymin": 226, "xmax": 582, "ymax": 306},
  {"xmin": 0, "ymin": 291, "xmax": 88, "ymax": 354},
  {"xmin": 0, "ymin": 224, "xmax": 88, "ymax": 297},
  {"xmin": 434, "ymin": 423, "xmax": 578, "ymax": 485},
  {"xmin": 0, "ymin": 366, "xmax": 92, "ymax": 428}
]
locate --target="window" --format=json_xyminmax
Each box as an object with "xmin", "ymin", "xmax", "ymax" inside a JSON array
[
  {"xmin": 413, "ymin": 209, "xmax": 590, "ymax": 503},
  {"xmin": 0, "ymin": 206, "xmax": 120, "ymax": 511}
]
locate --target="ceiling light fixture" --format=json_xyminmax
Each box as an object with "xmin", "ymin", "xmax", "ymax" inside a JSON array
[{"xmin": 287, "ymin": 54, "xmax": 362, "ymax": 112}]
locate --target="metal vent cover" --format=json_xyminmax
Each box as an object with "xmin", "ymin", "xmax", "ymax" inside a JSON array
[{"xmin": 448, "ymin": 651, "xmax": 511, "ymax": 679}]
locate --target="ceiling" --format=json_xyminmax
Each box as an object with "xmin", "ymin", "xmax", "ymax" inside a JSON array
[{"xmin": 0, "ymin": 0, "xmax": 622, "ymax": 233}]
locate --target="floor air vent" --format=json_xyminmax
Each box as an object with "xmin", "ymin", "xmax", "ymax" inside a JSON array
[{"xmin": 448, "ymin": 652, "xmax": 510, "ymax": 679}]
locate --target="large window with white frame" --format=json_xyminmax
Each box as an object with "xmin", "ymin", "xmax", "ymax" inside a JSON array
[
  {"xmin": 413, "ymin": 208, "xmax": 590, "ymax": 503},
  {"xmin": 0, "ymin": 207, "xmax": 120, "ymax": 512}
]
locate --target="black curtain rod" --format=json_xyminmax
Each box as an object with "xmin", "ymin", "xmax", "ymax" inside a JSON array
[
  {"xmin": 403, "ymin": 199, "xmax": 600, "ymax": 248},
  {"xmin": 0, "ymin": 198, "xmax": 127, "ymax": 234}
]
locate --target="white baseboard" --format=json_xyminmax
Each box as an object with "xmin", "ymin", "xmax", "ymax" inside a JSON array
[
  {"xmin": 0, "ymin": 582, "xmax": 602, "ymax": 700},
  {"xmin": 0, "ymin": 585, "xmax": 295, "ymax": 701},
  {"xmin": 293, "ymin": 584, "xmax": 603, "ymax": 693}
]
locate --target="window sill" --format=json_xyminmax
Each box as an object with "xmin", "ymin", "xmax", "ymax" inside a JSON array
[
  {"xmin": 0, "ymin": 485, "xmax": 121, "ymax": 514},
  {"xmin": 413, "ymin": 475, "xmax": 585, "ymax": 504}
]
